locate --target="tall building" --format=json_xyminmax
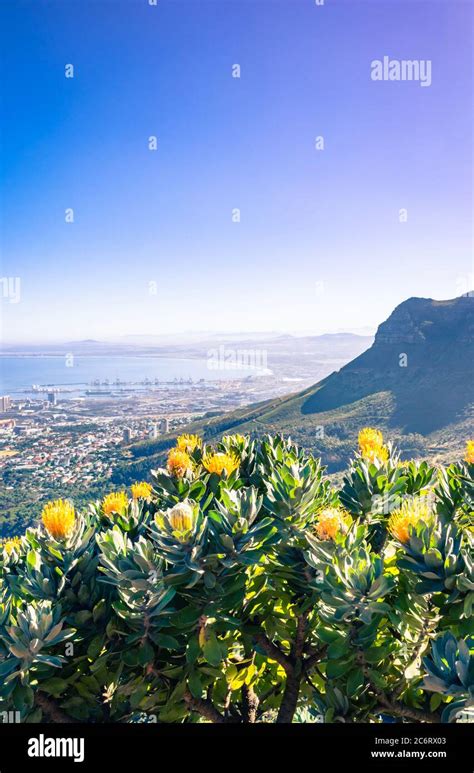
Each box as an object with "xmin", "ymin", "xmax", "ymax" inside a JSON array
[
  {"xmin": 0, "ymin": 396, "xmax": 11, "ymax": 412},
  {"xmin": 47, "ymin": 392, "xmax": 57, "ymax": 406},
  {"xmin": 123, "ymin": 427, "xmax": 132, "ymax": 444},
  {"xmin": 148, "ymin": 424, "xmax": 158, "ymax": 439},
  {"xmin": 158, "ymin": 418, "xmax": 169, "ymax": 433}
]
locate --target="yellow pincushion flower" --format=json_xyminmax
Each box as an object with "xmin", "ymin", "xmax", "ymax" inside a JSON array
[
  {"xmin": 1, "ymin": 536, "xmax": 22, "ymax": 555},
  {"xmin": 388, "ymin": 498, "xmax": 432, "ymax": 544},
  {"xmin": 102, "ymin": 491, "xmax": 128, "ymax": 517},
  {"xmin": 202, "ymin": 451, "xmax": 239, "ymax": 476},
  {"xmin": 131, "ymin": 481, "xmax": 152, "ymax": 500},
  {"xmin": 42, "ymin": 499, "xmax": 76, "ymax": 539},
  {"xmin": 167, "ymin": 448, "xmax": 193, "ymax": 478},
  {"xmin": 314, "ymin": 507, "xmax": 348, "ymax": 541},
  {"xmin": 176, "ymin": 434, "xmax": 202, "ymax": 453},
  {"xmin": 363, "ymin": 445, "xmax": 389, "ymax": 464},
  {"xmin": 358, "ymin": 427, "xmax": 388, "ymax": 463},
  {"xmin": 167, "ymin": 502, "xmax": 195, "ymax": 532},
  {"xmin": 465, "ymin": 440, "xmax": 474, "ymax": 464},
  {"xmin": 359, "ymin": 427, "xmax": 384, "ymax": 449}
]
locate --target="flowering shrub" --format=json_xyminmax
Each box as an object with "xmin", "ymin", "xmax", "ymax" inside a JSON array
[{"xmin": 0, "ymin": 431, "xmax": 472, "ymax": 724}]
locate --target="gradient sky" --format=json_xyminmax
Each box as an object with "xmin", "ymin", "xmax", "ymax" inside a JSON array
[{"xmin": 0, "ymin": 0, "xmax": 472, "ymax": 342}]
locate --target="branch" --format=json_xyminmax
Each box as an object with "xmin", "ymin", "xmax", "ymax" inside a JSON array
[
  {"xmin": 184, "ymin": 689, "xmax": 226, "ymax": 723},
  {"xmin": 304, "ymin": 645, "xmax": 327, "ymax": 671},
  {"xmin": 276, "ymin": 672, "xmax": 300, "ymax": 723},
  {"xmin": 276, "ymin": 614, "xmax": 309, "ymax": 723},
  {"xmin": 254, "ymin": 633, "xmax": 293, "ymax": 675},
  {"xmin": 36, "ymin": 692, "xmax": 75, "ymax": 724},
  {"xmin": 358, "ymin": 649, "xmax": 440, "ymax": 723},
  {"xmin": 241, "ymin": 685, "xmax": 259, "ymax": 723},
  {"xmin": 393, "ymin": 613, "xmax": 435, "ymax": 700},
  {"xmin": 293, "ymin": 612, "xmax": 308, "ymax": 660},
  {"xmin": 375, "ymin": 696, "xmax": 440, "ymax": 724}
]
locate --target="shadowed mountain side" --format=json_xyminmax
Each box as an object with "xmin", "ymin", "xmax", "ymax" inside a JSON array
[{"xmin": 300, "ymin": 296, "xmax": 474, "ymax": 433}]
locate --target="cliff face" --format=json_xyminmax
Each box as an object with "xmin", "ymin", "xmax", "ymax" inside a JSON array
[
  {"xmin": 300, "ymin": 296, "xmax": 474, "ymax": 433},
  {"xmin": 375, "ymin": 296, "xmax": 474, "ymax": 346}
]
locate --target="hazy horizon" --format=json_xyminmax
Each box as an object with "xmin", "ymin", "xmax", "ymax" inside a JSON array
[
  {"xmin": 1, "ymin": 326, "xmax": 376, "ymax": 347},
  {"xmin": 1, "ymin": 0, "xmax": 473, "ymax": 343}
]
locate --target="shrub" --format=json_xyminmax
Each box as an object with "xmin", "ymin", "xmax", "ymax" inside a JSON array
[{"xmin": 0, "ymin": 432, "xmax": 472, "ymax": 723}]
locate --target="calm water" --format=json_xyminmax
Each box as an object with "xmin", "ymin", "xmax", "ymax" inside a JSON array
[{"xmin": 0, "ymin": 356, "xmax": 267, "ymax": 398}]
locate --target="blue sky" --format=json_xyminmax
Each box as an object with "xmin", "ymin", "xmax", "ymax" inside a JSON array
[{"xmin": 0, "ymin": 0, "xmax": 472, "ymax": 342}]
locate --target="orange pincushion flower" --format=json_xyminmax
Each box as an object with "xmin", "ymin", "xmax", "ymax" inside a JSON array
[
  {"xmin": 42, "ymin": 499, "xmax": 76, "ymax": 539},
  {"xmin": 131, "ymin": 482, "xmax": 152, "ymax": 500},
  {"xmin": 465, "ymin": 440, "xmax": 474, "ymax": 464},
  {"xmin": 388, "ymin": 498, "xmax": 432, "ymax": 544},
  {"xmin": 167, "ymin": 448, "xmax": 193, "ymax": 478},
  {"xmin": 314, "ymin": 507, "xmax": 347, "ymax": 541},
  {"xmin": 202, "ymin": 451, "xmax": 239, "ymax": 476},
  {"xmin": 102, "ymin": 491, "xmax": 128, "ymax": 517}
]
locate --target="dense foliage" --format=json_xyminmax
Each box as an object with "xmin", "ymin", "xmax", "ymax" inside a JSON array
[{"xmin": 0, "ymin": 432, "xmax": 473, "ymax": 723}]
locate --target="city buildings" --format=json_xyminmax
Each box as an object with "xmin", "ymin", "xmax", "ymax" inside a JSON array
[
  {"xmin": 158, "ymin": 418, "xmax": 169, "ymax": 433},
  {"xmin": 0, "ymin": 396, "xmax": 12, "ymax": 413}
]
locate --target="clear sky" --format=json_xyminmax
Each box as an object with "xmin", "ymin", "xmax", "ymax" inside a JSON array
[{"xmin": 0, "ymin": 0, "xmax": 472, "ymax": 343}]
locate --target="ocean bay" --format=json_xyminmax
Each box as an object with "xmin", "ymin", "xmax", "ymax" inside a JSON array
[{"xmin": 0, "ymin": 355, "xmax": 266, "ymax": 398}]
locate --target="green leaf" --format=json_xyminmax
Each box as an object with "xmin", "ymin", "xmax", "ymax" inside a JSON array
[
  {"xmin": 38, "ymin": 678, "xmax": 69, "ymax": 697},
  {"xmin": 188, "ymin": 670, "xmax": 202, "ymax": 699},
  {"xmin": 87, "ymin": 635, "xmax": 104, "ymax": 660},
  {"xmin": 315, "ymin": 627, "xmax": 341, "ymax": 645},
  {"xmin": 230, "ymin": 668, "xmax": 248, "ymax": 691},
  {"xmin": 430, "ymin": 693, "xmax": 443, "ymax": 712},
  {"xmin": 27, "ymin": 550, "xmax": 40, "ymax": 571},
  {"xmin": 78, "ymin": 585, "xmax": 90, "ymax": 606},
  {"xmin": 346, "ymin": 668, "xmax": 364, "ymax": 697},
  {"xmin": 137, "ymin": 641, "xmax": 154, "ymax": 666},
  {"xmin": 327, "ymin": 638, "xmax": 348, "ymax": 659},
  {"xmin": 153, "ymin": 633, "xmax": 180, "ymax": 651},
  {"xmin": 93, "ymin": 599, "xmax": 107, "ymax": 623},
  {"xmin": 168, "ymin": 679, "xmax": 187, "ymax": 704},
  {"xmin": 171, "ymin": 607, "xmax": 201, "ymax": 629},
  {"xmin": 13, "ymin": 684, "xmax": 34, "ymax": 709},
  {"xmin": 186, "ymin": 637, "xmax": 200, "ymax": 664},
  {"xmin": 326, "ymin": 658, "xmax": 353, "ymax": 679},
  {"xmin": 364, "ymin": 644, "xmax": 391, "ymax": 663},
  {"xmin": 122, "ymin": 648, "xmax": 139, "ymax": 667},
  {"xmin": 203, "ymin": 632, "xmax": 222, "ymax": 667},
  {"xmin": 159, "ymin": 704, "xmax": 188, "ymax": 722},
  {"xmin": 75, "ymin": 610, "xmax": 92, "ymax": 626}
]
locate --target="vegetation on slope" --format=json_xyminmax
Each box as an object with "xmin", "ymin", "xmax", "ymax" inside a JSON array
[{"xmin": 0, "ymin": 431, "xmax": 472, "ymax": 723}]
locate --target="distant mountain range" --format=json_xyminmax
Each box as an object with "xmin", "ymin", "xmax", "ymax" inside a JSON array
[
  {"xmin": 119, "ymin": 296, "xmax": 473, "ymax": 476},
  {"xmin": 0, "ymin": 331, "xmax": 372, "ymax": 357}
]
